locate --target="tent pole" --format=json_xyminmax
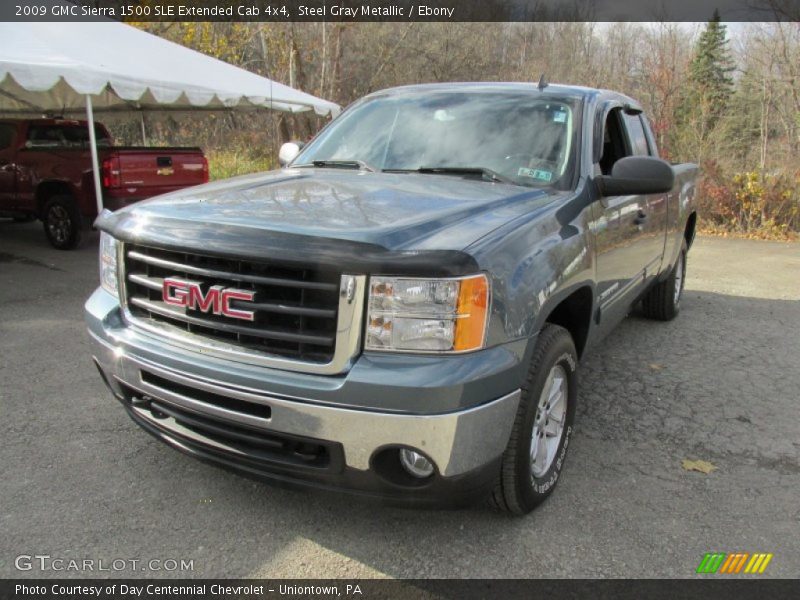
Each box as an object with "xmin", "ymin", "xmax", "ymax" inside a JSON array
[
  {"xmin": 85, "ymin": 94, "xmax": 103, "ymax": 215},
  {"xmin": 140, "ymin": 111, "xmax": 148, "ymax": 145}
]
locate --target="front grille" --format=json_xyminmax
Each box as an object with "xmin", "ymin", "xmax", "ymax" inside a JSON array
[{"xmin": 122, "ymin": 244, "xmax": 341, "ymax": 363}]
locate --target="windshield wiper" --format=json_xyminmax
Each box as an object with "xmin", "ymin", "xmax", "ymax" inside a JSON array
[
  {"xmin": 387, "ymin": 166, "xmax": 519, "ymax": 186},
  {"xmin": 293, "ymin": 159, "xmax": 375, "ymax": 172}
]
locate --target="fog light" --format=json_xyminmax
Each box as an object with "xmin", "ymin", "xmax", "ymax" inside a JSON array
[{"xmin": 399, "ymin": 449, "xmax": 434, "ymax": 478}]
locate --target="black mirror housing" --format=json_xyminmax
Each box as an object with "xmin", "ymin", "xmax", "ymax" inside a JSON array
[{"xmin": 596, "ymin": 156, "xmax": 675, "ymax": 197}]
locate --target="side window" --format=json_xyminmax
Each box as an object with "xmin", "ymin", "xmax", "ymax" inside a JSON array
[
  {"xmin": 0, "ymin": 124, "xmax": 14, "ymax": 150},
  {"xmin": 25, "ymin": 124, "xmax": 110, "ymax": 148},
  {"xmin": 623, "ymin": 113, "xmax": 650, "ymax": 156},
  {"xmin": 27, "ymin": 125, "xmax": 64, "ymax": 147},
  {"xmin": 598, "ymin": 109, "xmax": 628, "ymax": 175},
  {"xmin": 640, "ymin": 115, "xmax": 659, "ymax": 157}
]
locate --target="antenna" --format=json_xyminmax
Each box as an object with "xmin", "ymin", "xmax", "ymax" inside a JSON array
[{"xmin": 537, "ymin": 74, "xmax": 548, "ymax": 91}]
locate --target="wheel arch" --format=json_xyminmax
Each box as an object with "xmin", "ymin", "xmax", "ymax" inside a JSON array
[
  {"xmin": 36, "ymin": 181, "xmax": 76, "ymax": 217},
  {"xmin": 537, "ymin": 285, "xmax": 594, "ymax": 359},
  {"xmin": 684, "ymin": 211, "xmax": 697, "ymax": 249}
]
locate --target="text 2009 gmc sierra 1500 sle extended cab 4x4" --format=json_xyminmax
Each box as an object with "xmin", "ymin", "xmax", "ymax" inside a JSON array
[
  {"xmin": 0, "ymin": 118, "xmax": 208, "ymax": 249},
  {"xmin": 85, "ymin": 83, "xmax": 698, "ymax": 513}
]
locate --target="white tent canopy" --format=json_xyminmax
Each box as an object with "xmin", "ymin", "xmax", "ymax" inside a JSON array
[
  {"xmin": 0, "ymin": 16, "xmax": 340, "ymax": 214},
  {"xmin": 0, "ymin": 21, "xmax": 341, "ymax": 117}
]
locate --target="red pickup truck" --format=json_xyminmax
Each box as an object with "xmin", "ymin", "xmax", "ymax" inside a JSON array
[{"xmin": 0, "ymin": 118, "xmax": 208, "ymax": 249}]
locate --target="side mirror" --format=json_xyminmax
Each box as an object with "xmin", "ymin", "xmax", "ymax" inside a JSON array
[
  {"xmin": 278, "ymin": 141, "xmax": 304, "ymax": 167},
  {"xmin": 596, "ymin": 156, "xmax": 675, "ymax": 197}
]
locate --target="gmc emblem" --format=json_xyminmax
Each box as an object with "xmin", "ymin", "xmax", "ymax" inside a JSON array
[{"xmin": 162, "ymin": 278, "xmax": 256, "ymax": 321}]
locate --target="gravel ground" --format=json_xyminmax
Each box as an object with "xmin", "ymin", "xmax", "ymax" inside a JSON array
[{"xmin": 1, "ymin": 221, "xmax": 798, "ymax": 579}]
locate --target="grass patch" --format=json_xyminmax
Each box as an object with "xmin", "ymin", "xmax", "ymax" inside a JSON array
[{"xmin": 207, "ymin": 149, "xmax": 275, "ymax": 181}]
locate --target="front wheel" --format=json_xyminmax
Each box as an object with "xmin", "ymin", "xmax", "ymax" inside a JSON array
[
  {"xmin": 489, "ymin": 324, "xmax": 578, "ymax": 514},
  {"xmin": 42, "ymin": 195, "xmax": 84, "ymax": 250}
]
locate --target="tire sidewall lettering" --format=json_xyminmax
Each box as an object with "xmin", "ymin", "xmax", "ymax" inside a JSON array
[{"xmin": 532, "ymin": 425, "xmax": 572, "ymax": 493}]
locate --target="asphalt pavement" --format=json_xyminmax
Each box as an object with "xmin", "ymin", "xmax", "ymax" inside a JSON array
[{"xmin": 1, "ymin": 220, "xmax": 798, "ymax": 579}]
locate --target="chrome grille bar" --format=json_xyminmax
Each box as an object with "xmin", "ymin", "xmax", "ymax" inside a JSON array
[
  {"xmin": 128, "ymin": 297, "xmax": 336, "ymax": 346},
  {"xmin": 127, "ymin": 250, "xmax": 339, "ymax": 292},
  {"xmin": 127, "ymin": 273, "xmax": 337, "ymax": 319}
]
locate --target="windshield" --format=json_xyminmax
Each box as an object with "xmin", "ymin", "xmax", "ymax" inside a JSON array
[{"xmin": 294, "ymin": 90, "xmax": 581, "ymax": 188}]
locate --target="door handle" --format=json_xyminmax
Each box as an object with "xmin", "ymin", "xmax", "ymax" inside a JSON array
[{"xmin": 634, "ymin": 209, "xmax": 648, "ymax": 225}]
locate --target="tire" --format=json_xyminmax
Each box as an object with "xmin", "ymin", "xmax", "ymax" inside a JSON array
[
  {"xmin": 641, "ymin": 240, "xmax": 687, "ymax": 321},
  {"xmin": 489, "ymin": 324, "xmax": 578, "ymax": 514},
  {"xmin": 42, "ymin": 195, "xmax": 84, "ymax": 250}
]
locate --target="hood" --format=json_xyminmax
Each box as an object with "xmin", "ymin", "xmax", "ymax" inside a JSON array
[
  {"xmin": 100, "ymin": 168, "xmax": 569, "ymax": 276},
  {"xmin": 108, "ymin": 168, "xmax": 564, "ymax": 250}
]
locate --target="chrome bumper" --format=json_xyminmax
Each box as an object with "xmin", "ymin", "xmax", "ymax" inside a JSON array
[{"xmin": 87, "ymin": 289, "xmax": 520, "ymax": 478}]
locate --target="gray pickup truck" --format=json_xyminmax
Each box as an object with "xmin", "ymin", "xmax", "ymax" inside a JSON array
[{"xmin": 85, "ymin": 83, "xmax": 697, "ymax": 513}]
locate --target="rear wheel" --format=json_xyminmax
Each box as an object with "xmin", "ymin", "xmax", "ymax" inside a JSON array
[
  {"xmin": 641, "ymin": 240, "xmax": 686, "ymax": 321},
  {"xmin": 42, "ymin": 195, "xmax": 84, "ymax": 250},
  {"xmin": 489, "ymin": 324, "xmax": 578, "ymax": 514}
]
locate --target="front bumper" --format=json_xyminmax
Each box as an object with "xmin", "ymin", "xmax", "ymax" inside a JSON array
[{"xmin": 86, "ymin": 288, "xmax": 522, "ymax": 505}]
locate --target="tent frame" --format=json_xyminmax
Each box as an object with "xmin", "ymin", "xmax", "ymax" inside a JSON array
[
  {"xmin": 85, "ymin": 95, "xmax": 104, "ymax": 214},
  {"xmin": 1, "ymin": 18, "xmax": 340, "ymax": 217}
]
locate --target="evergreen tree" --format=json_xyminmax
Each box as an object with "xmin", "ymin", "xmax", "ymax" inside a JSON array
[
  {"xmin": 688, "ymin": 11, "xmax": 736, "ymax": 119},
  {"xmin": 671, "ymin": 12, "xmax": 736, "ymax": 162},
  {"xmin": 720, "ymin": 67, "xmax": 763, "ymax": 169}
]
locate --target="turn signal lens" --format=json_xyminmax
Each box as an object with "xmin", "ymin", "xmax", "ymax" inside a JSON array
[{"xmin": 454, "ymin": 274, "xmax": 489, "ymax": 352}]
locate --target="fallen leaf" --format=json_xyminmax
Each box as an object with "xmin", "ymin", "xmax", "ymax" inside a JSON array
[
  {"xmin": 649, "ymin": 363, "xmax": 664, "ymax": 371},
  {"xmin": 682, "ymin": 459, "xmax": 717, "ymax": 474}
]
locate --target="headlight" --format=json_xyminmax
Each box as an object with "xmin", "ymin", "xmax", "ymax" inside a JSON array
[
  {"xmin": 99, "ymin": 231, "xmax": 119, "ymax": 297},
  {"xmin": 366, "ymin": 274, "xmax": 490, "ymax": 353}
]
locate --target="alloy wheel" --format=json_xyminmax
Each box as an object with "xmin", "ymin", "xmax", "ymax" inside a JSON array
[
  {"xmin": 47, "ymin": 205, "xmax": 71, "ymax": 245},
  {"xmin": 674, "ymin": 252, "xmax": 684, "ymax": 306},
  {"xmin": 530, "ymin": 364, "xmax": 568, "ymax": 478}
]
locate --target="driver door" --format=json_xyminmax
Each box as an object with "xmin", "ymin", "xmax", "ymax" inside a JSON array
[{"xmin": 592, "ymin": 107, "xmax": 650, "ymax": 330}]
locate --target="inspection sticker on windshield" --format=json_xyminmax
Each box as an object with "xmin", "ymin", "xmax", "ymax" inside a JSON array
[
  {"xmin": 553, "ymin": 111, "xmax": 568, "ymax": 123},
  {"xmin": 518, "ymin": 168, "xmax": 552, "ymax": 182}
]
